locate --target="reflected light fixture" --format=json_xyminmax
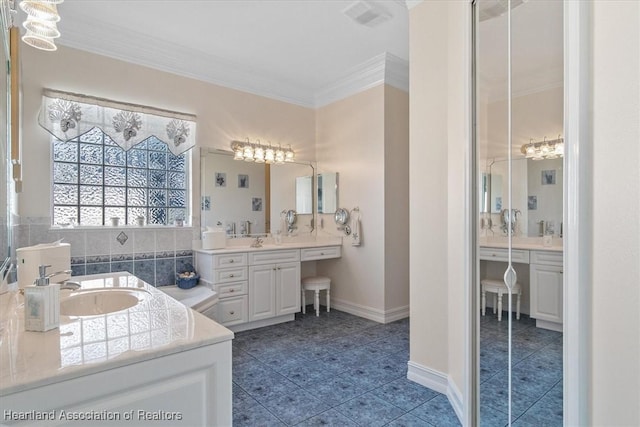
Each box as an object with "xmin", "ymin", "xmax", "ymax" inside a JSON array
[
  {"xmin": 19, "ymin": 0, "xmax": 63, "ymax": 51},
  {"xmin": 231, "ymin": 139, "xmax": 294, "ymax": 164},
  {"xmin": 521, "ymin": 135, "xmax": 564, "ymax": 160}
]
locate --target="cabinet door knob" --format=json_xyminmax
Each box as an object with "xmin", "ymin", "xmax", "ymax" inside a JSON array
[
  {"xmin": 230, "ymin": 289, "xmax": 235, "ymax": 293},
  {"xmin": 320, "ymin": 252, "xmax": 324, "ymax": 255},
  {"xmin": 229, "ymin": 274, "xmax": 234, "ymax": 277},
  {"xmin": 492, "ymin": 254, "xmax": 496, "ymax": 257},
  {"xmin": 229, "ymin": 311, "xmax": 235, "ymax": 315},
  {"xmin": 229, "ymin": 259, "xmax": 234, "ymax": 263}
]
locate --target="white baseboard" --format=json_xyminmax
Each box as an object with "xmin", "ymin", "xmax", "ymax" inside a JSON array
[
  {"xmin": 330, "ymin": 298, "xmax": 409, "ymax": 324},
  {"xmin": 407, "ymin": 361, "xmax": 463, "ymax": 425},
  {"xmin": 535, "ymin": 319, "xmax": 563, "ymax": 332},
  {"xmin": 227, "ymin": 314, "xmax": 295, "ymax": 332}
]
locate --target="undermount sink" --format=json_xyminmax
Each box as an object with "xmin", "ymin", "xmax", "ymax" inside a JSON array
[{"xmin": 60, "ymin": 288, "xmax": 150, "ymax": 316}]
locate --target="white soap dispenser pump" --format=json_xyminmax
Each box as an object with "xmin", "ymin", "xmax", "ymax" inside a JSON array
[{"xmin": 24, "ymin": 265, "xmax": 60, "ymax": 332}]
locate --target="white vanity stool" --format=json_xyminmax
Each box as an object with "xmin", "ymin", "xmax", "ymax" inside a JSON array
[
  {"xmin": 481, "ymin": 278, "xmax": 521, "ymax": 321},
  {"xmin": 301, "ymin": 276, "xmax": 331, "ymax": 317}
]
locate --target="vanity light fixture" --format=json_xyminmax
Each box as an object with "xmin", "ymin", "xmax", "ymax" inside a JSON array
[
  {"xmin": 520, "ymin": 135, "xmax": 564, "ymax": 160},
  {"xmin": 231, "ymin": 139, "xmax": 295, "ymax": 164},
  {"xmin": 19, "ymin": 0, "xmax": 63, "ymax": 51}
]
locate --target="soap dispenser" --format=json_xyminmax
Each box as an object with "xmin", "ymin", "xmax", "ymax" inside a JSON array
[{"xmin": 24, "ymin": 265, "xmax": 60, "ymax": 332}]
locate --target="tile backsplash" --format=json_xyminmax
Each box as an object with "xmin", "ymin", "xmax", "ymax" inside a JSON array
[{"xmin": 13, "ymin": 217, "xmax": 195, "ymax": 287}]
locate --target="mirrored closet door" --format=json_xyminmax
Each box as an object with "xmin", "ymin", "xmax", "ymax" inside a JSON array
[{"xmin": 475, "ymin": 1, "xmax": 564, "ymax": 425}]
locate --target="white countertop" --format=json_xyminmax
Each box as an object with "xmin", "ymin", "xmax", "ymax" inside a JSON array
[
  {"xmin": 479, "ymin": 237, "xmax": 563, "ymax": 252},
  {"xmin": 0, "ymin": 272, "xmax": 233, "ymax": 396},
  {"xmin": 195, "ymin": 237, "xmax": 343, "ymax": 255}
]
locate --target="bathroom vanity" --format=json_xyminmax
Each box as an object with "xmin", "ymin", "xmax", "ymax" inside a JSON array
[
  {"xmin": 0, "ymin": 273, "xmax": 233, "ymax": 426},
  {"xmin": 195, "ymin": 240, "xmax": 342, "ymax": 331},
  {"xmin": 480, "ymin": 238, "xmax": 563, "ymax": 331}
]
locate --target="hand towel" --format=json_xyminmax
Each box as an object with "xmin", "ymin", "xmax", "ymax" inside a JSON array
[{"xmin": 351, "ymin": 211, "xmax": 361, "ymax": 246}]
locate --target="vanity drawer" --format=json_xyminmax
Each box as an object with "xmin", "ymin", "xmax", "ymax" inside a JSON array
[
  {"xmin": 300, "ymin": 246, "xmax": 342, "ymax": 261},
  {"xmin": 530, "ymin": 250, "xmax": 563, "ymax": 266},
  {"xmin": 217, "ymin": 295, "xmax": 248, "ymax": 326},
  {"xmin": 479, "ymin": 247, "xmax": 530, "ymax": 264},
  {"xmin": 249, "ymin": 249, "xmax": 300, "ymax": 265},
  {"xmin": 216, "ymin": 280, "xmax": 248, "ymax": 298},
  {"xmin": 214, "ymin": 266, "xmax": 248, "ymax": 283},
  {"xmin": 213, "ymin": 253, "xmax": 248, "ymax": 268}
]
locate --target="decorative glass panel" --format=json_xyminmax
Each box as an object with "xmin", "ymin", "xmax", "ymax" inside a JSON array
[
  {"xmin": 127, "ymin": 188, "xmax": 147, "ymax": 206},
  {"xmin": 80, "ymin": 165, "xmax": 103, "ymax": 185},
  {"xmin": 53, "ymin": 206, "xmax": 78, "ymax": 226},
  {"xmin": 127, "ymin": 149, "xmax": 147, "ymax": 168},
  {"xmin": 149, "ymin": 208, "xmax": 166, "ymax": 224},
  {"xmin": 104, "ymin": 146, "xmax": 126, "ymax": 166},
  {"xmin": 149, "ymin": 189, "xmax": 166, "ymax": 207},
  {"xmin": 147, "ymin": 136, "xmax": 166, "ymax": 152},
  {"xmin": 169, "ymin": 190, "xmax": 186, "ymax": 207},
  {"xmin": 52, "ymin": 129, "xmax": 187, "ymax": 226},
  {"xmin": 127, "ymin": 168, "xmax": 147, "ymax": 187},
  {"xmin": 79, "ymin": 127, "xmax": 103, "ymax": 144},
  {"xmin": 168, "ymin": 172, "xmax": 185, "ymax": 189},
  {"xmin": 80, "ymin": 143, "xmax": 103, "ymax": 164},
  {"xmin": 105, "ymin": 207, "xmax": 125, "ymax": 222},
  {"xmin": 53, "ymin": 140, "xmax": 78, "ymax": 162},
  {"xmin": 80, "ymin": 185, "xmax": 103, "ymax": 205},
  {"xmin": 80, "ymin": 207, "xmax": 102, "ymax": 226},
  {"xmin": 104, "ymin": 187, "xmax": 126, "ymax": 205},
  {"xmin": 53, "ymin": 163, "xmax": 78, "ymax": 184},
  {"xmin": 149, "ymin": 170, "xmax": 166, "ymax": 188},
  {"xmin": 149, "ymin": 151, "xmax": 166, "ymax": 170},
  {"xmin": 167, "ymin": 154, "xmax": 185, "ymax": 171},
  {"xmin": 53, "ymin": 184, "xmax": 78, "ymax": 205},
  {"xmin": 104, "ymin": 167, "xmax": 126, "ymax": 187},
  {"xmin": 168, "ymin": 208, "xmax": 185, "ymax": 224}
]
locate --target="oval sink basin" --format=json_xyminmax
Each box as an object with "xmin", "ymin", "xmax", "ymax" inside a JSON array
[{"xmin": 60, "ymin": 289, "xmax": 149, "ymax": 316}]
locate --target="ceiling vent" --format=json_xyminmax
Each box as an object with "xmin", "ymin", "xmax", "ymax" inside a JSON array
[{"xmin": 343, "ymin": 1, "xmax": 392, "ymax": 28}]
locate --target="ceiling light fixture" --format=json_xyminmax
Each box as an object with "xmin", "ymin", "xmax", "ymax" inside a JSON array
[
  {"xmin": 19, "ymin": 0, "xmax": 63, "ymax": 51},
  {"xmin": 521, "ymin": 136, "xmax": 564, "ymax": 160},
  {"xmin": 231, "ymin": 139, "xmax": 294, "ymax": 164}
]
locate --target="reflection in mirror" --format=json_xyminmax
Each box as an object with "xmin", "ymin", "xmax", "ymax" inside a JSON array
[
  {"xmin": 295, "ymin": 176, "xmax": 313, "ymax": 214},
  {"xmin": 484, "ymin": 157, "xmax": 563, "ymax": 237},
  {"xmin": 200, "ymin": 149, "xmax": 315, "ymax": 237},
  {"xmin": 317, "ymin": 172, "xmax": 338, "ymax": 214},
  {"xmin": 1, "ymin": 18, "xmax": 11, "ymax": 276}
]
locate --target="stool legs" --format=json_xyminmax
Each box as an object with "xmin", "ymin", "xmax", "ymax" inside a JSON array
[
  {"xmin": 314, "ymin": 290, "xmax": 320, "ymax": 317},
  {"xmin": 481, "ymin": 290, "xmax": 486, "ymax": 316},
  {"xmin": 302, "ymin": 290, "xmax": 306, "ymax": 314},
  {"xmin": 326, "ymin": 289, "xmax": 330, "ymax": 312},
  {"xmin": 497, "ymin": 292, "xmax": 503, "ymax": 322}
]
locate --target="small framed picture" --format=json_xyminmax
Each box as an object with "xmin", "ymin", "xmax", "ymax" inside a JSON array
[
  {"xmin": 215, "ymin": 172, "xmax": 226, "ymax": 187},
  {"xmin": 542, "ymin": 170, "xmax": 556, "ymax": 185},
  {"xmin": 528, "ymin": 195, "xmax": 538, "ymax": 210},
  {"xmin": 201, "ymin": 196, "xmax": 211, "ymax": 211},
  {"xmin": 495, "ymin": 196, "xmax": 502, "ymax": 211},
  {"xmin": 238, "ymin": 174, "xmax": 249, "ymax": 188},
  {"xmin": 252, "ymin": 197, "xmax": 262, "ymax": 212}
]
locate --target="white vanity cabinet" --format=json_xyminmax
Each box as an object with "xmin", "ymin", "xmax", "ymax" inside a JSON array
[
  {"xmin": 248, "ymin": 249, "xmax": 301, "ymax": 321},
  {"xmin": 530, "ymin": 250, "xmax": 563, "ymax": 330},
  {"xmin": 195, "ymin": 244, "xmax": 339, "ymax": 331}
]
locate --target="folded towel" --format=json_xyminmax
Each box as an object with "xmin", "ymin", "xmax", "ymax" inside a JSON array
[{"xmin": 351, "ymin": 212, "xmax": 362, "ymax": 246}]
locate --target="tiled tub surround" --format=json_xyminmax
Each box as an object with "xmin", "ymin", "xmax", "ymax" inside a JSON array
[{"xmin": 13, "ymin": 218, "xmax": 196, "ymax": 287}]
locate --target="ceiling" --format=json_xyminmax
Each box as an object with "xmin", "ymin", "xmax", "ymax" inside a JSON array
[
  {"xmin": 19, "ymin": 1, "xmax": 561, "ymax": 108},
  {"xmin": 51, "ymin": 0, "xmax": 411, "ymax": 108}
]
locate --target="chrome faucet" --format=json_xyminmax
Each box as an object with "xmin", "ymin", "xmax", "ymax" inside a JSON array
[
  {"xmin": 250, "ymin": 236, "xmax": 263, "ymax": 248},
  {"xmin": 34, "ymin": 265, "xmax": 73, "ymax": 287}
]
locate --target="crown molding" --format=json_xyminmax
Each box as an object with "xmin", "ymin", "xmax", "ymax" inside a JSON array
[
  {"xmin": 314, "ymin": 52, "xmax": 409, "ymax": 107},
  {"xmin": 59, "ymin": 18, "xmax": 408, "ymax": 110},
  {"xmin": 59, "ymin": 20, "xmax": 317, "ymax": 108}
]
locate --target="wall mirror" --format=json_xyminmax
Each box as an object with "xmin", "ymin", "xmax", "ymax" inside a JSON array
[
  {"xmin": 317, "ymin": 172, "xmax": 338, "ymax": 214},
  {"xmin": 487, "ymin": 157, "xmax": 563, "ymax": 236},
  {"xmin": 200, "ymin": 149, "xmax": 314, "ymax": 236},
  {"xmin": 1, "ymin": 18, "xmax": 12, "ymax": 280},
  {"xmin": 295, "ymin": 175, "xmax": 313, "ymax": 214}
]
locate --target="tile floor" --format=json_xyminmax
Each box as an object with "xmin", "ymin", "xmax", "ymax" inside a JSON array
[
  {"xmin": 232, "ymin": 308, "xmax": 563, "ymax": 426},
  {"xmin": 480, "ymin": 311, "xmax": 563, "ymax": 426}
]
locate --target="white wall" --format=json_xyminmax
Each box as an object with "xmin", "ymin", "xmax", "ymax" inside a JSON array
[
  {"xmin": 408, "ymin": 0, "xmax": 469, "ymax": 412},
  {"xmin": 590, "ymin": 1, "xmax": 640, "ymax": 424}
]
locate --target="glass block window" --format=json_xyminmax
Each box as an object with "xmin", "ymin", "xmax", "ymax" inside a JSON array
[{"xmin": 52, "ymin": 128, "xmax": 188, "ymax": 226}]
